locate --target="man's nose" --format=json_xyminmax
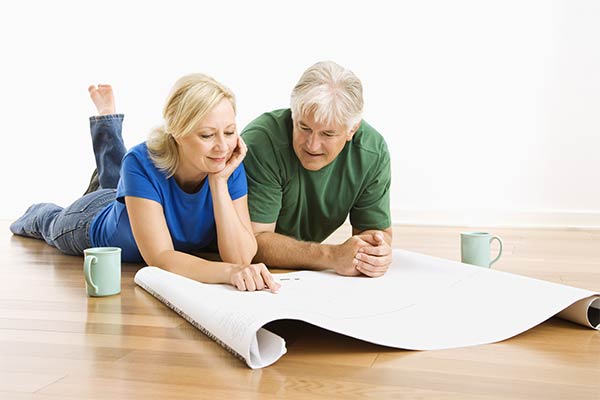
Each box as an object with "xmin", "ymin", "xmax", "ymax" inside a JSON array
[{"xmin": 306, "ymin": 133, "xmax": 320, "ymax": 150}]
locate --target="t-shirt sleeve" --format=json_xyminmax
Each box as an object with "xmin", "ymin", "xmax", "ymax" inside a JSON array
[
  {"xmin": 349, "ymin": 146, "xmax": 392, "ymax": 231},
  {"xmin": 242, "ymin": 129, "xmax": 283, "ymax": 224},
  {"xmin": 117, "ymin": 152, "xmax": 162, "ymax": 204},
  {"xmin": 227, "ymin": 162, "xmax": 248, "ymax": 200}
]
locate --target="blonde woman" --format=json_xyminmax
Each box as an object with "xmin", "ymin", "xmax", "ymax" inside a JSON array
[{"xmin": 11, "ymin": 74, "xmax": 279, "ymax": 293}]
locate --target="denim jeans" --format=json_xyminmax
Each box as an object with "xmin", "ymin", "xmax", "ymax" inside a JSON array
[
  {"xmin": 10, "ymin": 114, "xmax": 126, "ymax": 255},
  {"xmin": 91, "ymin": 114, "xmax": 125, "ymax": 189}
]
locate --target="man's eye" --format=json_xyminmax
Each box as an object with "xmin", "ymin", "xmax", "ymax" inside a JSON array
[
  {"xmin": 301, "ymin": 126, "xmax": 311, "ymax": 132},
  {"xmin": 225, "ymin": 131, "xmax": 235, "ymax": 136}
]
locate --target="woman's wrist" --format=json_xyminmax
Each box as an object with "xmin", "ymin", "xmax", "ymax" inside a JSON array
[
  {"xmin": 219, "ymin": 262, "xmax": 236, "ymax": 285},
  {"xmin": 208, "ymin": 175, "xmax": 229, "ymax": 194},
  {"xmin": 208, "ymin": 173, "xmax": 228, "ymax": 184}
]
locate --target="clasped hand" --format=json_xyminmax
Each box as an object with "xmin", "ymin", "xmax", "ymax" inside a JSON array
[{"xmin": 334, "ymin": 231, "xmax": 392, "ymax": 278}]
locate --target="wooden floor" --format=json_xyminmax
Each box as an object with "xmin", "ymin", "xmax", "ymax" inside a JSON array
[{"xmin": 1, "ymin": 220, "xmax": 599, "ymax": 399}]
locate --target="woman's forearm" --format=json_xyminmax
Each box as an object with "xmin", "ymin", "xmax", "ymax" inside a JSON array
[
  {"xmin": 149, "ymin": 249, "xmax": 234, "ymax": 284},
  {"xmin": 209, "ymin": 178, "xmax": 257, "ymax": 265}
]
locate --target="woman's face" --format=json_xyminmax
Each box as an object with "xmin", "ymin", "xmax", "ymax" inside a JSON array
[{"xmin": 176, "ymin": 99, "xmax": 238, "ymax": 176}]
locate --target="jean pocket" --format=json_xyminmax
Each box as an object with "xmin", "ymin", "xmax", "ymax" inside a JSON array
[
  {"xmin": 50, "ymin": 203, "xmax": 91, "ymax": 243},
  {"xmin": 52, "ymin": 225, "xmax": 89, "ymax": 255},
  {"xmin": 64, "ymin": 200, "xmax": 95, "ymax": 216}
]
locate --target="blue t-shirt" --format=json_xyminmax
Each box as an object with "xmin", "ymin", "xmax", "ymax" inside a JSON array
[{"xmin": 89, "ymin": 143, "xmax": 248, "ymax": 262}]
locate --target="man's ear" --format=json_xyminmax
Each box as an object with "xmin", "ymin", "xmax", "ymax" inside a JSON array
[{"xmin": 346, "ymin": 121, "xmax": 361, "ymax": 141}]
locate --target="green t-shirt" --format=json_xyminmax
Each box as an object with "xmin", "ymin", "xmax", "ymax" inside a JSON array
[{"xmin": 241, "ymin": 109, "xmax": 391, "ymax": 243}]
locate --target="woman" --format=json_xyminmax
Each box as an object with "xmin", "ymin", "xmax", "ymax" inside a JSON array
[{"xmin": 11, "ymin": 74, "xmax": 279, "ymax": 293}]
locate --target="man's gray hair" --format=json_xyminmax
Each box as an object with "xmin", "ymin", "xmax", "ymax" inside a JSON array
[{"xmin": 290, "ymin": 61, "xmax": 363, "ymax": 130}]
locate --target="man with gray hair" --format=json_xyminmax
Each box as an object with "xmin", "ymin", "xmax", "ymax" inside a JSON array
[{"xmin": 241, "ymin": 61, "xmax": 392, "ymax": 277}]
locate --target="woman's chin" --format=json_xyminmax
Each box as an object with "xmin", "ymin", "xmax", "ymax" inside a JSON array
[
  {"xmin": 205, "ymin": 155, "xmax": 231, "ymax": 173},
  {"xmin": 208, "ymin": 164, "xmax": 227, "ymax": 174}
]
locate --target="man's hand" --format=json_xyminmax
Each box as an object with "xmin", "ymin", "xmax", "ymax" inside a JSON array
[
  {"xmin": 353, "ymin": 231, "xmax": 392, "ymax": 277},
  {"xmin": 331, "ymin": 235, "xmax": 371, "ymax": 276}
]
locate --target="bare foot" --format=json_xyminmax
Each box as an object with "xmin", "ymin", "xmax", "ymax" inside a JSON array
[{"xmin": 88, "ymin": 84, "xmax": 116, "ymax": 115}]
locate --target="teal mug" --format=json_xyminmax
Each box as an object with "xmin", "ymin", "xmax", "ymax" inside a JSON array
[
  {"xmin": 460, "ymin": 232, "xmax": 503, "ymax": 268},
  {"xmin": 83, "ymin": 247, "xmax": 121, "ymax": 296}
]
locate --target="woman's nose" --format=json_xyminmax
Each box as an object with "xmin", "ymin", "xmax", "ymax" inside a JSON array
[{"xmin": 214, "ymin": 133, "xmax": 227, "ymax": 150}]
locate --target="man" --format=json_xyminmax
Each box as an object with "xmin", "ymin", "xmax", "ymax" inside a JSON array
[{"xmin": 241, "ymin": 61, "xmax": 392, "ymax": 277}]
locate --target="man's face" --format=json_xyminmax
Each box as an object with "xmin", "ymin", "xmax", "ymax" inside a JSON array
[{"xmin": 292, "ymin": 112, "xmax": 356, "ymax": 171}]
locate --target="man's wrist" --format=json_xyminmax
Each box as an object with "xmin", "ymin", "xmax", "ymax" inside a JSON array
[{"xmin": 315, "ymin": 243, "xmax": 337, "ymax": 271}]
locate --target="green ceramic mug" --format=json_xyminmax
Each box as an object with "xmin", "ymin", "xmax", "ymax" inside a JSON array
[
  {"xmin": 83, "ymin": 247, "xmax": 121, "ymax": 297},
  {"xmin": 460, "ymin": 232, "xmax": 503, "ymax": 268}
]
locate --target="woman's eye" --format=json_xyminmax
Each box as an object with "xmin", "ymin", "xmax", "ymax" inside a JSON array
[
  {"xmin": 201, "ymin": 134, "xmax": 213, "ymax": 139},
  {"xmin": 225, "ymin": 131, "xmax": 235, "ymax": 136}
]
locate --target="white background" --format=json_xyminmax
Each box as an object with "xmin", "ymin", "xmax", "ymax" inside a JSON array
[{"xmin": 1, "ymin": 0, "xmax": 599, "ymax": 227}]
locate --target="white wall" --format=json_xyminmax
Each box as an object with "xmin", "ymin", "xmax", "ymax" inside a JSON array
[{"xmin": 2, "ymin": 0, "xmax": 599, "ymax": 227}]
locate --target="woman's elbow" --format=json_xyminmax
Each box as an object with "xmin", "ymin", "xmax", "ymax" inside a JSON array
[
  {"xmin": 141, "ymin": 249, "xmax": 171, "ymax": 269},
  {"xmin": 231, "ymin": 251, "xmax": 256, "ymax": 266},
  {"xmin": 226, "ymin": 243, "xmax": 257, "ymax": 266}
]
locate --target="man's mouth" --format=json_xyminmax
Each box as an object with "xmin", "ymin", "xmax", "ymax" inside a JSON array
[{"xmin": 304, "ymin": 150, "xmax": 323, "ymax": 157}]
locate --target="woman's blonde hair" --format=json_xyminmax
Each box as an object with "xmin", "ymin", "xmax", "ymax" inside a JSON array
[
  {"xmin": 290, "ymin": 61, "xmax": 363, "ymax": 131},
  {"xmin": 147, "ymin": 73, "xmax": 236, "ymax": 177}
]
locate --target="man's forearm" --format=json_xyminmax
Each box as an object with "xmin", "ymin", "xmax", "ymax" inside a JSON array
[{"xmin": 254, "ymin": 231, "xmax": 334, "ymax": 269}]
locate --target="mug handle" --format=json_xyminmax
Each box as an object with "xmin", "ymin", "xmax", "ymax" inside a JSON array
[
  {"xmin": 84, "ymin": 255, "xmax": 99, "ymax": 294},
  {"xmin": 489, "ymin": 236, "xmax": 503, "ymax": 267}
]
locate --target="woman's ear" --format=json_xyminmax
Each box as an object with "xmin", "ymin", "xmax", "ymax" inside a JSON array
[{"xmin": 171, "ymin": 133, "xmax": 181, "ymax": 146}]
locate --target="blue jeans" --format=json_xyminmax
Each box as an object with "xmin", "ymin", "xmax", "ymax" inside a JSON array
[{"xmin": 10, "ymin": 115, "xmax": 126, "ymax": 255}]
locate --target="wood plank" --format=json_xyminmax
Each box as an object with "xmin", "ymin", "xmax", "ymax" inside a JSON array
[
  {"xmin": 0, "ymin": 371, "xmax": 66, "ymax": 393},
  {"xmin": 1, "ymin": 219, "xmax": 599, "ymax": 399}
]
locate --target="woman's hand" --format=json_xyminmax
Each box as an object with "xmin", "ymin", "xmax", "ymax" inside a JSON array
[
  {"xmin": 209, "ymin": 136, "xmax": 247, "ymax": 182},
  {"xmin": 229, "ymin": 262, "xmax": 280, "ymax": 293}
]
